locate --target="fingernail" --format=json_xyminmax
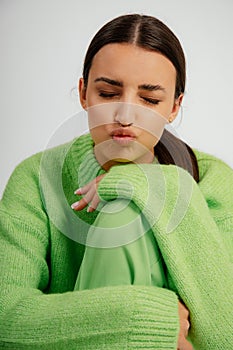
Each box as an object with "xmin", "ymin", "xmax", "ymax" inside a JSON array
[
  {"xmin": 71, "ymin": 201, "xmax": 79, "ymax": 209},
  {"xmin": 74, "ymin": 188, "xmax": 82, "ymax": 195}
]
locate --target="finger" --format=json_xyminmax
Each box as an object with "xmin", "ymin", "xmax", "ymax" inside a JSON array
[
  {"xmin": 95, "ymin": 173, "xmax": 106, "ymax": 183},
  {"xmin": 182, "ymin": 319, "xmax": 190, "ymax": 338},
  {"xmin": 74, "ymin": 182, "xmax": 92, "ymax": 195},
  {"xmin": 71, "ymin": 197, "xmax": 88, "ymax": 211},
  {"xmin": 178, "ymin": 338, "xmax": 193, "ymax": 350},
  {"xmin": 179, "ymin": 301, "xmax": 189, "ymax": 317},
  {"xmin": 72, "ymin": 185, "xmax": 97, "ymax": 211},
  {"xmin": 87, "ymin": 193, "xmax": 101, "ymax": 212},
  {"xmin": 74, "ymin": 174, "xmax": 105, "ymax": 195},
  {"xmin": 184, "ymin": 339, "xmax": 193, "ymax": 350}
]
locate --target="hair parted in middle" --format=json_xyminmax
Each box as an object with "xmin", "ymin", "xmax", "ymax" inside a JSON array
[{"xmin": 82, "ymin": 14, "xmax": 199, "ymax": 182}]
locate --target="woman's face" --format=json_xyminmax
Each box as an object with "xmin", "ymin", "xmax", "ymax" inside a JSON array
[{"xmin": 79, "ymin": 43, "xmax": 183, "ymax": 170}]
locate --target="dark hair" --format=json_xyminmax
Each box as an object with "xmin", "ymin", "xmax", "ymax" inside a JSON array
[{"xmin": 82, "ymin": 14, "xmax": 199, "ymax": 182}]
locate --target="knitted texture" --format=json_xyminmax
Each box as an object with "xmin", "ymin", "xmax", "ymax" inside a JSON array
[
  {"xmin": 0, "ymin": 133, "xmax": 233, "ymax": 349},
  {"xmin": 98, "ymin": 147, "xmax": 233, "ymax": 349}
]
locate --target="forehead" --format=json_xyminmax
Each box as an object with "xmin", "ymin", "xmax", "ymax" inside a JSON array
[{"xmin": 89, "ymin": 43, "xmax": 176, "ymax": 88}]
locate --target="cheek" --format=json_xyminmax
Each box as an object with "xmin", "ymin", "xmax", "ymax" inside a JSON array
[
  {"xmin": 86, "ymin": 94, "xmax": 98, "ymax": 106},
  {"xmin": 89, "ymin": 126, "xmax": 109, "ymax": 145},
  {"xmin": 135, "ymin": 110, "xmax": 167, "ymax": 141},
  {"xmin": 140, "ymin": 131, "xmax": 159, "ymax": 148},
  {"xmin": 153, "ymin": 105, "xmax": 172, "ymax": 121}
]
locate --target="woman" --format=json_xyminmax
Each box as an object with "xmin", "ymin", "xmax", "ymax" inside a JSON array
[{"xmin": 0, "ymin": 14, "xmax": 233, "ymax": 350}]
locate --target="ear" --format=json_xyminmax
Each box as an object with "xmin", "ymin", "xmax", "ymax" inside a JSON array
[
  {"xmin": 168, "ymin": 94, "xmax": 184, "ymax": 123},
  {"xmin": 78, "ymin": 78, "xmax": 87, "ymax": 110}
]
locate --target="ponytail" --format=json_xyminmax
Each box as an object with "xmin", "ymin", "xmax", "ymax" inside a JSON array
[{"xmin": 154, "ymin": 129, "xmax": 199, "ymax": 182}]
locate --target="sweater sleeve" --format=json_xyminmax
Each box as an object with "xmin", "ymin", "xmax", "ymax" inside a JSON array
[
  {"xmin": 98, "ymin": 161, "xmax": 233, "ymax": 350},
  {"xmin": 0, "ymin": 156, "xmax": 180, "ymax": 349}
]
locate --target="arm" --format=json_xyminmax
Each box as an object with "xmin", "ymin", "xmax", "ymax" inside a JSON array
[
  {"xmin": 0, "ymin": 156, "xmax": 180, "ymax": 349},
  {"xmin": 97, "ymin": 161, "xmax": 233, "ymax": 349}
]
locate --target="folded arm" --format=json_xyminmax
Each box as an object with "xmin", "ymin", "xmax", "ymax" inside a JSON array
[
  {"xmin": 97, "ymin": 161, "xmax": 233, "ymax": 349},
  {"xmin": 0, "ymin": 156, "xmax": 181, "ymax": 349}
]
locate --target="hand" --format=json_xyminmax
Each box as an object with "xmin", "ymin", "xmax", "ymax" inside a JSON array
[
  {"xmin": 71, "ymin": 174, "xmax": 106, "ymax": 212},
  {"xmin": 177, "ymin": 300, "xmax": 193, "ymax": 350}
]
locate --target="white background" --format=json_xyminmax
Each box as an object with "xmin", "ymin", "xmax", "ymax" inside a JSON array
[{"xmin": 1, "ymin": 0, "xmax": 233, "ymax": 196}]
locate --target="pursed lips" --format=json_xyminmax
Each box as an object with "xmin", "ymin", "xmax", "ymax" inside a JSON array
[{"xmin": 110, "ymin": 128, "xmax": 137, "ymax": 145}]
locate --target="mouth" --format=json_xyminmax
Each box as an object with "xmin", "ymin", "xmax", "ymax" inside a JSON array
[{"xmin": 110, "ymin": 129, "xmax": 136, "ymax": 145}]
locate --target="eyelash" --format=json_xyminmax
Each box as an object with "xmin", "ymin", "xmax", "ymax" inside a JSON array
[
  {"xmin": 142, "ymin": 97, "xmax": 161, "ymax": 105},
  {"xmin": 98, "ymin": 92, "xmax": 161, "ymax": 106},
  {"xmin": 99, "ymin": 92, "xmax": 118, "ymax": 99}
]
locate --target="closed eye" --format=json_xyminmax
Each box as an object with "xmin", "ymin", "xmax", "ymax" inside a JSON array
[
  {"xmin": 142, "ymin": 97, "xmax": 161, "ymax": 105},
  {"xmin": 99, "ymin": 92, "xmax": 119, "ymax": 98}
]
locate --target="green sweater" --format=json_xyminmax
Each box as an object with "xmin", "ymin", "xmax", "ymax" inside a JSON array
[{"xmin": 0, "ymin": 133, "xmax": 233, "ymax": 349}]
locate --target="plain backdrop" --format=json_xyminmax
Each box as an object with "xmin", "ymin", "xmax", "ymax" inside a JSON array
[{"xmin": 1, "ymin": 0, "xmax": 233, "ymax": 196}]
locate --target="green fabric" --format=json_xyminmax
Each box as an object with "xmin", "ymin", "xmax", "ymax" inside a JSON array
[
  {"xmin": 97, "ymin": 144, "xmax": 233, "ymax": 349},
  {"xmin": 0, "ymin": 133, "xmax": 233, "ymax": 349},
  {"xmin": 75, "ymin": 199, "xmax": 168, "ymax": 290}
]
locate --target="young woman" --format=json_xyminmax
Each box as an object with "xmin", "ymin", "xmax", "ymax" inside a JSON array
[{"xmin": 0, "ymin": 14, "xmax": 233, "ymax": 350}]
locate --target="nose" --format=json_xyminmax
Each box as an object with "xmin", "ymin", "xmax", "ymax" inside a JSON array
[{"xmin": 114, "ymin": 103, "xmax": 135, "ymax": 127}]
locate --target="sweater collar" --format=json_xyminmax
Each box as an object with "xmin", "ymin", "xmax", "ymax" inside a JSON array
[{"xmin": 69, "ymin": 133, "xmax": 106, "ymax": 188}]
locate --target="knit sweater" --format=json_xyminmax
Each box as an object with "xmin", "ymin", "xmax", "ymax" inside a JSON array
[{"xmin": 0, "ymin": 133, "xmax": 233, "ymax": 349}]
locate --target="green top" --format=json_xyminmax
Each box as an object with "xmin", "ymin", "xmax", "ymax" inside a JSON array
[
  {"xmin": 0, "ymin": 133, "xmax": 233, "ymax": 349},
  {"xmin": 75, "ymin": 198, "xmax": 168, "ymax": 291}
]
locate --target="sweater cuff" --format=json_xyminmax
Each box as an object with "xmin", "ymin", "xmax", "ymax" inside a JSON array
[
  {"xmin": 98, "ymin": 164, "xmax": 156, "ymax": 208},
  {"xmin": 128, "ymin": 286, "xmax": 179, "ymax": 349}
]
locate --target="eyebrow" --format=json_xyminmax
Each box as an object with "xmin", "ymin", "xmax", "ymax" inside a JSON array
[
  {"xmin": 138, "ymin": 84, "xmax": 166, "ymax": 93},
  {"xmin": 94, "ymin": 77, "xmax": 123, "ymax": 87},
  {"xmin": 94, "ymin": 77, "xmax": 166, "ymax": 93}
]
